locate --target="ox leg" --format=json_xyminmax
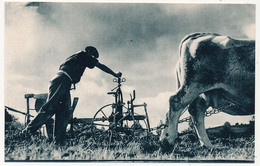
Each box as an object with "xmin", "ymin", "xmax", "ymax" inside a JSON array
[{"xmin": 189, "ymin": 96, "xmax": 213, "ymax": 147}]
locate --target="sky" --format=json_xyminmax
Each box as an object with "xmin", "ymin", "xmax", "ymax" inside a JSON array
[{"xmin": 4, "ymin": 1, "xmax": 256, "ymax": 132}]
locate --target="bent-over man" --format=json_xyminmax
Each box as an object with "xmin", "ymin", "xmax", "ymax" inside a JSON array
[{"xmin": 23, "ymin": 46, "xmax": 122, "ymax": 145}]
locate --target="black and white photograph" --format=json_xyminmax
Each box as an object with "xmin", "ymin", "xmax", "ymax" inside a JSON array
[{"xmin": 2, "ymin": 0, "xmax": 258, "ymax": 164}]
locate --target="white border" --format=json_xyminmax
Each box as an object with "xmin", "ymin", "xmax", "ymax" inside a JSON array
[{"xmin": 1, "ymin": 0, "xmax": 259, "ymax": 166}]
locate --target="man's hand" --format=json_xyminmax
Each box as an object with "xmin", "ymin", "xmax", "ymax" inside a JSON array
[{"xmin": 115, "ymin": 72, "xmax": 122, "ymax": 78}]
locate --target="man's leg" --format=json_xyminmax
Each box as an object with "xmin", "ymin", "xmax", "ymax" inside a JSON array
[
  {"xmin": 45, "ymin": 118, "xmax": 54, "ymax": 140},
  {"xmin": 54, "ymin": 93, "xmax": 72, "ymax": 145},
  {"xmin": 35, "ymin": 98, "xmax": 54, "ymax": 139},
  {"xmin": 25, "ymin": 101, "xmax": 57, "ymax": 134},
  {"xmin": 25, "ymin": 74, "xmax": 71, "ymax": 135}
]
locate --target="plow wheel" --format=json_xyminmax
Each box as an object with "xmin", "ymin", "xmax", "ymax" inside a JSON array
[
  {"xmin": 90, "ymin": 104, "xmax": 149, "ymax": 147},
  {"xmin": 129, "ymin": 113, "xmax": 150, "ymax": 140}
]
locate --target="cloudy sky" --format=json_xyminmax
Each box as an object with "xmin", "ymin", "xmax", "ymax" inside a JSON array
[{"xmin": 4, "ymin": 1, "xmax": 255, "ymax": 131}]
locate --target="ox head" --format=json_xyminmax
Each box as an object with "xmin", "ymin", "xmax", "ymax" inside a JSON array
[
  {"xmin": 159, "ymin": 95, "xmax": 184, "ymax": 151},
  {"xmin": 159, "ymin": 112, "xmax": 180, "ymax": 151}
]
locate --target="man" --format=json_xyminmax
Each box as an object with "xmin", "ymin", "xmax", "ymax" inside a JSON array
[{"xmin": 22, "ymin": 46, "xmax": 122, "ymax": 144}]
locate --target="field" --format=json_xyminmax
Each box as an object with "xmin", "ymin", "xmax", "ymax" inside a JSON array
[{"xmin": 4, "ymin": 119, "xmax": 255, "ymax": 162}]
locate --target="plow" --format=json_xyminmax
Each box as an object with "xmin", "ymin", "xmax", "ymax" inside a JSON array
[
  {"xmin": 5, "ymin": 77, "xmax": 231, "ymax": 147},
  {"xmin": 90, "ymin": 77, "xmax": 151, "ymax": 145},
  {"xmin": 5, "ymin": 77, "xmax": 153, "ymax": 146},
  {"xmin": 71, "ymin": 77, "xmax": 152, "ymax": 146}
]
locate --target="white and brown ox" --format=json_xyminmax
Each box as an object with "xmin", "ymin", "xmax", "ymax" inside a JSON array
[{"xmin": 160, "ymin": 32, "xmax": 255, "ymax": 147}]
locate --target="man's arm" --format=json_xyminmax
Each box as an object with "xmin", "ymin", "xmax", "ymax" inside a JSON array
[{"xmin": 96, "ymin": 62, "xmax": 122, "ymax": 78}]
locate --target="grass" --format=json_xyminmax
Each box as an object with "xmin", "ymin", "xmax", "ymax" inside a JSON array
[{"xmin": 4, "ymin": 120, "xmax": 255, "ymax": 162}]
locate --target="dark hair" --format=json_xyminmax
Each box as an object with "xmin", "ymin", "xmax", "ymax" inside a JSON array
[{"xmin": 85, "ymin": 46, "xmax": 99, "ymax": 58}]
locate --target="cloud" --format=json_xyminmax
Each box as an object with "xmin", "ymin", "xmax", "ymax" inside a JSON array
[
  {"xmin": 243, "ymin": 24, "xmax": 255, "ymax": 39},
  {"xmin": 136, "ymin": 91, "xmax": 172, "ymax": 128},
  {"xmin": 4, "ymin": 2, "xmax": 255, "ymax": 128},
  {"xmin": 5, "ymin": 73, "xmax": 40, "ymax": 82},
  {"xmin": 5, "ymin": 3, "xmax": 64, "ymax": 82}
]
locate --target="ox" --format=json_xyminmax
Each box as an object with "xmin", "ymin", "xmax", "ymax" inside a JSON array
[{"xmin": 160, "ymin": 32, "xmax": 255, "ymax": 147}]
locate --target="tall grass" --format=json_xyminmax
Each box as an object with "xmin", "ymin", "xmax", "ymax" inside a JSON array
[{"xmin": 5, "ymin": 120, "xmax": 255, "ymax": 161}]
